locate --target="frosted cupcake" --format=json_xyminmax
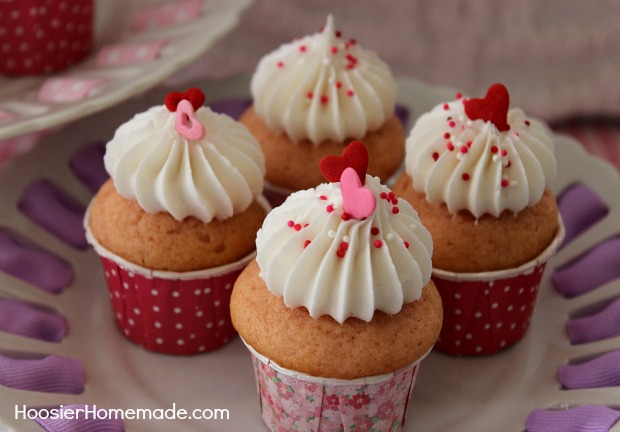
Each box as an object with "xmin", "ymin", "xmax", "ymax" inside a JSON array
[
  {"xmin": 239, "ymin": 15, "xmax": 405, "ymax": 204},
  {"xmin": 231, "ymin": 142, "xmax": 442, "ymax": 431},
  {"xmin": 85, "ymin": 88, "xmax": 269, "ymax": 355},
  {"xmin": 392, "ymin": 83, "xmax": 564, "ymax": 355}
]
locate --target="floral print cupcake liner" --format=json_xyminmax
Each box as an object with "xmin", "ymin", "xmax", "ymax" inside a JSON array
[{"xmin": 244, "ymin": 340, "xmax": 428, "ymax": 432}]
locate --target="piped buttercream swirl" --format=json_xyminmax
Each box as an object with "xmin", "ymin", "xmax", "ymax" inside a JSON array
[
  {"xmin": 104, "ymin": 105, "xmax": 265, "ymax": 223},
  {"xmin": 405, "ymin": 97, "xmax": 556, "ymax": 218},
  {"xmin": 256, "ymin": 175, "xmax": 433, "ymax": 323},
  {"xmin": 250, "ymin": 15, "xmax": 397, "ymax": 145}
]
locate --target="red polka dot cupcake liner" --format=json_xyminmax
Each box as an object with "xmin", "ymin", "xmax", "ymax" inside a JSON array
[
  {"xmin": 243, "ymin": 339, "xmax": 428, "ymax": 432},
  {"xmin": 0, "ymin": 0, "xmax": 93, "ymax": 76},
  {"xmin": 432, "ymin": 217, "xmax": 565, "ymax": 356}
]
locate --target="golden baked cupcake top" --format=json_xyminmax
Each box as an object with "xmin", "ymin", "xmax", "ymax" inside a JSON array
[
  {"xmin": 255, "ymin": 141, "xmax": 433, "ymax": 323},
  {"xmin": 104, "ymin": 88, "xmax": 265, "ymax": 223},
  {"xmin": 250, "ymin": 15, "xmax": 397, "ymax": 145},
  {"xmin": 405, "ymin": 83, "xmax": 557, "ymax": 218}
]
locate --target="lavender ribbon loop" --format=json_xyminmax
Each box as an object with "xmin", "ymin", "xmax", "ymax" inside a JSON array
[
  {"xmin": 0, "ymin": 227, "xmax": 73, "ymax": 294},
  {"xmin": 18, "ymin": 179, "xmax": 88, "ymax": 249},
  {"xmin": 69, "ymin": 141, "xmax": 108, "ymax": 194},
  {"xmin": 0, "ymin": 298, "xmax": 67, "ymax": 342},
  {"xmin": 526, "ymin": 405, "xmax": 620, "ymax": 432},
  {"xmin": 557, "ymin": 185, "xmax": 608, "ymax": 248},
  {"xmin": 35, "ymin": 404, "xmax": 125, "ymax": 432},
  {"xmin": 553, "ymin": 237, "xmax": 620, "ymax": 298},
  {"xmin": 568, "ymin": 297, "xmax": 620, "ymax": 344},
  {"xmin": 0, "ymin": 354, "xmax": 83, "ymax": 394},
  {"xmin": 558, "ymin": 350, "xmax": 620, "ymax": 389}
]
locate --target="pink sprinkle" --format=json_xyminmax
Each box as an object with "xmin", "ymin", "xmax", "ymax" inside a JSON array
[
  {"xmin": 448, "ymin": 120, "xmax": 456, "ymax": 128},
  {"xmin": 432, "ymin": 152, "xmax": 439, "ymax": 161},
  {"xmin": 460, "ymin": 146, "xmax": 468, "ymax": 154},
  {"xmin": 371, "ymin": 227, "xmax": 379, "ymax": 235},
  {"xmin": 294, "ymin": 224, "xmax": 302, "ymax": 231},
  {"xmin": 326, "ymin": 205, "xmax": 334, "ymax": 213},
  {"xmin": 446, "ymin": 142, "xmax": 455, "ymax": 151},
  {"xmin": 455, "ymin": 92, "xmax": 462, "ymax": 99},
  {"xmin": 304, "ymin": 240, "xmax": 311, "ymax": 248},
  {"xmin": 331, "ymin": 46, "xmax": 338, "ymax": 54},
  {"xmin": 288, "ymin": 220, "xmax": 294, "ymax": 227},
  {"xmin": 319, "ymin": 195, "xmax": 327, "ymax": 200},
  {"xmin": 392, "ymin": 207, "xmax": 399, "ymax": 214},
  {"xmin": 443, "ymin": 103, "xmax": 449, "ymax": 110},
  {"xmin": 346, "ymin": 90, "xmax": 354, "ymax": 97},
  {"xmin": 277, "ymin": 61, "xmax": 284, "ymax": 68},
  {"xmin": 374, "ymin": 240, "xmax": 383, "ymax": 248},
  {"xmin": 320, "ymin": 95, "xmax": 329, "ymax": 104},
  {"xmin": 462, "ymin": 173, "xmax": 470, "ymax": 181},
  {"xmin": 404, "ymin": 241, "xmax": 410, "ymax": 248}
]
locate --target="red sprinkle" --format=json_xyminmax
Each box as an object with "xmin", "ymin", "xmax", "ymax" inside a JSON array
[
  {"xmin": 447, "ymin": 142, "xmax": 455, "ymax": 151},
  {"xmin": 467, "ymin": 141, "xmax": 473, "ymax": 148},
  {"xmin": 491, "ymin": 146, "xmax": 498, "ymax": 154},
  {"xmin": 320, "ymin": 95, "xmax": 329, "ymax": 104},
  {"xmin": 380, "ymin": 192, "xmax": 388, "ymax": 199},
  {"xmin": 460, "ymin": 146, "xmax": 468, "ymax": 154},
  {"xmin": 371, "ymin": 227, "xmax": 379, "ymax": 235},
  {"xmin": 392, "ymin": 206, "xmax": 399, "ymax": 214},
  {"xmin": 391, "ymin": 198, "xmax": 399, "ymax": 205},
  {"xmin": 462, "ymin": 173, "xmax": 470, "ymax": 181},
  {"xmin": 337, "ymin": 249, "xmax": 346, "ymax": 258},
  {"xmin": 339, "ymin": 242, "xmax": 348, "ymax": 250},
  {"xmin": 336, "ymin": 81, "xmax": 342, "ymax": 89},
  {"xmin": 501, "ymin": 179, "xmax": 509, "ymax": 187},
  {"xmin": 299, "ymin": 45, "xmax": 307, "ymax": 52},
  {"xmin": 443, "ymin": 132, "xmax": 451, "ymax": 139},
  {"xmin": 388, "ymin": 192, "xmax": 395, "ymax": 199},
  {"xmin": 304, "ymin": 240, "xmax": 311, "ymax": 248},
  {"xmin": 432, "ymin": 152, "xmax": 439, "ymax": 161},
  {"xmin": 294, "ymin": 224, "xmax": 302, "ymax": 231},
  {"xmin": 335, "ymin": 30, "xmax": 342, "ymax": 38},
  {"xmin": 374, "ymin": 240, "xmax": 383, "ymax": 248},
  {"xmin": 288, "ymin": 220, "xmax": 294, "ymax": 228},
  {"xmin": 307, "ymin": 92, "xmax": 313, "ymax": 99},
  {"xmin": 443, "ymin": 103, "xmax": 449, "ymax": 110},
  {"xmin": 501, "ymin": 149, "xmax": 508, "ymax": 157},
  {"xmin": 347, "ymin": 90, "xmax": 354, "ymax": 97},
  {"xmin": 524, "ymin": 120, "xmax": 531, "ymax": 126},
  {"xmin": 326, "ymin": 205, "xmax": 334, "ymax": 213},
  {"xmin": 319, "ymin": 195, "xmax": 327, "ymax": 200},
  {"xmin": 506, "ymin": 160, "xmax": 512, "ymax": 168},
  {"xmin": 342, "ymin": 213, "xmax": 351, "ymax": 221},
  {"xmin": 448, "ymin": 120, "xmax": 456, "ymax": 128},
  {"xmin": 455, "ymin": 92, "xmax": 462, "ymax": 99},
  {"xmin": 331, "ymin": 46, "xmax": 338, "ymax": 54},
  {"xmin": 277, "ymin": 61, "xmax": 284, "ymax": 68},
  {"xmin": 404, "ymin": 241, "xmax": 410, "ymax": 248}
]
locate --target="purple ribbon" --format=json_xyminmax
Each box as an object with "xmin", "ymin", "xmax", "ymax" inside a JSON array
[
  {"xmin": 0, "ymin": 354, "xmax": 83, "ymax": 394},
  {"xmin": 68, "ymin": 141, "xmax": 108, "ymax": 194},
  {"xmin": 0, "ymin": 298, "xmax": 67, "ymax": 342},
  {"xmin": 18, "ymin": 179, "xmax": 88, "ymax": 250},
  {"xmin": 0, "ymin": 227, "xmax": 73, "ymax": 294},
  {"xmin": 35, "ymin": 404, "xmax": 125, "ymax": 432},
  {"xmin": 558, "ymin": 350, "xmax": 620, "ymax": 389},
  {"xmin": 568, "ymin": 297, "xmax": 620, "ymax": 344},
  {"xmin": 553, "ymin": 237, "xmax": 620, "ymax": 298},
  {"xmin": 557, "ymin": 184, "xmax": 608, "ymax": 248},
  {"xmin": 527, "ymin": 405, "xmax": 620, "ymax": 432}
]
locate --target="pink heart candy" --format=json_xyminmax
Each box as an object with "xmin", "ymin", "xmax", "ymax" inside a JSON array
[
  {"xmin": 341, "ymin": 167, "xmax": 376, "ymax": 219},
  {"xmin": 175, "ymin": 99, "xmax": 205, "ymax": 140}
]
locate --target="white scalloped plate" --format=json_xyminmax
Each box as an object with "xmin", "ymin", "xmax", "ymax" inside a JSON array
[
  {"xmin": 0, "ymin": 0, "xmax": 251, "ymax": 141},
  {"xmin": 0, "ymin": 75, "xmax": 619, "ymax": 432}
]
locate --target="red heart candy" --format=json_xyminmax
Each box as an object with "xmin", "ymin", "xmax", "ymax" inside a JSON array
[
  {"xmin": 164, "ymin": 87, "xmax": 206, "ymax": 112},
  {"xmin": 319, "ymin": 141, "xmax": 369, "ymax": 184},
  {"xmin": 464, "ymin": 83, "xmax": 511, "ymax": 132}
]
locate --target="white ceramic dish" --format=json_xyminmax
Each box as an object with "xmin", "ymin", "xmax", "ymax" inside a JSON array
[
  {"xmin": 0, "ymin": 75, "xmax": 619, "ymax": 432},
  {"xmin": 0, "ymin": 0, "xmax": 252, "ymax": 141}
]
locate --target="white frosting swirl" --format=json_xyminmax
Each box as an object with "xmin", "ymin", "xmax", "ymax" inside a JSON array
[
  {"xmin": 104, "ymin": 105, "xmax": 265, "ymax": 222},
  {"xmin": 256, "ymin": 175, "xmax": 433, "ymax": 323},
  {"xmin": 405, "ymin": 98, "xmax": 556, "ymax": 218},
  {"xmin": 250, "ymin": 15, "xmax": 397, "ymax": 145}
]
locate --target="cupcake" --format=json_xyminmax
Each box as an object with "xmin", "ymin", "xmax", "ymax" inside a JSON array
[
  {"xmin": 239, "ymin": 15, "xmax": 405, "ymax": 204},
  {"xmin": 85, "ymin": 88, "xmax": 269, "ymax": 355},
  {"xmin": 392, "ymin": 83, "xmax": 564, "ymax": 355},
  {"xmin": 0, "ymin": 0, "xmax": 93, "ymax": 76},
  {"xmin": 231, "ymin": 142, "xmax": 442, "ymax": 431}
]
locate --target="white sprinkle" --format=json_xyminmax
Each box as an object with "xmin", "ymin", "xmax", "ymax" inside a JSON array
[{"xmin": 328, "ymin": 230, "xmax": 336, "ymax": 238}]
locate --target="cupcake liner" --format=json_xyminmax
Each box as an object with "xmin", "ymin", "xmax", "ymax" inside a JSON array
[
  {"xmin": 263, "ymin": 181, "xmax": 293, "ymax": 208},
  {"xmin": 0, "ymin": 0, "xmax": 93, "ymax": 76},
  {"xmin": 85, "ymin": 196, "xmax": 270, "ymax": 355},
  {"xmin": 432, "ymin": 216, "xmax": 565, "ymax": 356},
  {"xmin": 244, "ymin": 339, "xmax": 428, "ymax": 432}
]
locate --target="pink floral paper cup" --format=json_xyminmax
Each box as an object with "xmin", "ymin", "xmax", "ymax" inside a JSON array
[
  {"xmin": 432, "ymin": 216, "xmax": 565, "ymax": 356},
  {"xmin": 84, "ymin": 196, "xmax": 270, "ymax": 355},
  {"xmin": 243, "ymin": 339, "xmax": 429, "ymax": 432}
]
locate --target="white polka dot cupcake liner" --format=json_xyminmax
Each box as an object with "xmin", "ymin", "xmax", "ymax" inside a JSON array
[
  {"xmin": 0, "ymin": 0, "xmax": 94, "ymax": 76},
  {"xmin": 432, "ymin": 216, "xmax": 565, "ymax": 356},
  {"xmin": 84, "ymin": 196, "xmax": 271, "ymax": 355},
  {"xmin": 243, "ymin": 338, "xmax": 429, "ymax": 432}
]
